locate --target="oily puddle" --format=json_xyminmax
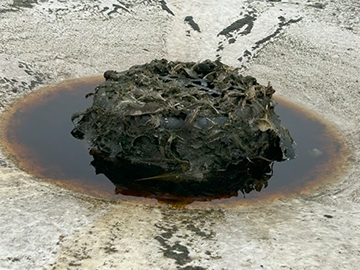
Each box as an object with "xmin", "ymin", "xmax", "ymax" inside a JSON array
[{"xmin": 1, "ymin": 76, "xmax": 347, "ymax": 206}]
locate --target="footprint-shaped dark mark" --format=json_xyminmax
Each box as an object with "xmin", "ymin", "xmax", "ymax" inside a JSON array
[
  {"xmin": 217, "ymin": 14, "xmax": 256, "ymax": 38},
  {"xmin": 184, "ymin": 16, "xmax": 201, "ymax": 36},
  {"xmin": 159, "ymin": 0, "xmax": 174, "ymax": 16},
  {"xmin": 216, "ymin": 9, "xmax": 257, "ymax": 61}
]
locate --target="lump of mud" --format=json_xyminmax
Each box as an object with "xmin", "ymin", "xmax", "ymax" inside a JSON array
[{"xmin": 71, "ymin": 59, "xmax": 294, "ymax": 189}]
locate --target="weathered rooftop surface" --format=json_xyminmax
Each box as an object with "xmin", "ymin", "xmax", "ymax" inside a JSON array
[{"xmin": 0, "ymin": 0, "xmax": 359, "ymax": 269}]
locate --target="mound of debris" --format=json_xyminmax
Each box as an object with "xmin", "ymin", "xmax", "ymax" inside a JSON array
[{"xmin": 71, "ymin": 59, "xmax": 294, "ymax": 197}]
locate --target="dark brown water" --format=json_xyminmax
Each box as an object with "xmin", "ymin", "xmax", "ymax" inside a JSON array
[{"xmin": 2, "ymin": 77, "xmax": 344, "ymax": 205}]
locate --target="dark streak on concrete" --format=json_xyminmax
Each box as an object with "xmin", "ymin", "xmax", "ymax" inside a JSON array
[
  {"xmin": 1, "ymin": 0, "xmax": 38, "ymax": 13},
  {"xmin": 10, "ymin": 0, "xmax": 39, "ymax": 9},
  {"xmin": 179, "ymin": 266, "xmax": 207, "ymax": 270},
  {"xmin": 155, "ymin": 236, "xmax": 191, "ymax": 265},
  {"xmin": 214, "ymin": 9, "xmax": 302, "ymax": 66},
  {"xmin": 217, "ymin": 14, "xmax": 256, "ymax": 37},
  {"xmin": 308, "ymin": 3, "xmax": 327, "ymax": 9},
  {"xmin": 18, "ymin": 61, "xmax": 46, "ymax": 89},
  {"xmin": 155, "ymin": 222, "xmax": 191, "ymax": 265},
  {"xmin": 216, "ymin": 44, "xmax": 224, "ymax": 52},
  {"xmin": 184, "ymin": 16, "xmax": 201, "ymax": 32},
  {"xmin": 216, "ymin": 12, "xmax": 257, "ymax": 57},
  {"xmin": 100, "ymin": 6, "xmax": 110, "ymax": 13},
  {"xmin": 117, "ymin": 0, "xmax": 130, "ymax": 8},
  {"xmin": 251, "ymin": 17, "xmax": 302, "ymax": 51},
  {"xmin": 156, "ymin": 224, "xmax": 178, "ymax": 239},
  {"xmin": 30, "ymin": 76, "xmax": 43, "ymax": 89},
  {"xmin": 108, "ymin": 3, "xmax": 130, "ymax": 15},
  {"xmin": 0, "ymin": 8, "xmax": 18, "ymax": 14},
  {"xmin": 153, "ymin": 209, "xmax": 222, "ymax": 267},
  {"xmin": 244, "ymin": 50, "xmax": 252, "ymax": 57},
  {"xmin": 159, "ymin": 0, "xmax": 174, "ymax": 16},
  {"xmin": 0, "ymin": 60, "xmax": 48, "ymax": 105},
  {"xmin": 237, "ymin": 50, "xmax": 252, "ymax": 64},
  {"xmin": 184, "ymin": 223, "xmax": 214, "ymax": 239}
]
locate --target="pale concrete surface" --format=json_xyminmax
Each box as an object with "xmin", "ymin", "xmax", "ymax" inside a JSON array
[{"xmin": 0, "ymin": 0, "xmax": 359, "ymax": 269}]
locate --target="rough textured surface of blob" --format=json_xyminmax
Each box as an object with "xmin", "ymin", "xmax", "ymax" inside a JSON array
[{"xmin": 71, "ymin": 59, "xmax": 294, "ymax": 182}]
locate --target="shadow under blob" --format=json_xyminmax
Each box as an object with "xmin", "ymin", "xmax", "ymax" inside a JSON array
[{"xmin": 89, "ymin": 149, "xmax": 274, "ymax": 205}]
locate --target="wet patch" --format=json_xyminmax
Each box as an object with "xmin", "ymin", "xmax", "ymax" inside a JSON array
[{"xmin": 1, "ymin": 76, "xmax": 348, "ymax": 205}]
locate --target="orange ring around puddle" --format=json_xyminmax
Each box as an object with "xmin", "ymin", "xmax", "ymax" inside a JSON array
[{"xmin": 0, "ymin": 76, "xmax": 349, "ymax": 207}]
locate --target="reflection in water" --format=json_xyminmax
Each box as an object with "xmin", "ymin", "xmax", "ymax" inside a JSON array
[{"xmin": 90, "ymin": 149, "xmax": 273, "ymax": 204}]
